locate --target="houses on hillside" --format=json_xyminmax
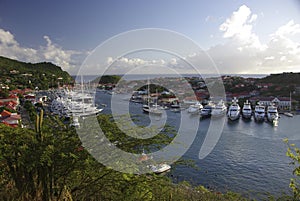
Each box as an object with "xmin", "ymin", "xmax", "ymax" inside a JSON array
[
  {"xmin": 0, "ymin": 110, "xmax": 21, "ymax": 127},
  {"xmin": 0, "ymin": 88, "xmax": 34, "ymax": 127}
]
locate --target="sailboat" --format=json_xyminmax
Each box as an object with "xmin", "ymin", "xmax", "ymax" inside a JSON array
[
  {"xmin": 142, "ymin": 81, "xmax": 162, "ymax": 115},
  {"xmin": 284, "ymin": 92, "xmax": 293, "ymax": 117}
]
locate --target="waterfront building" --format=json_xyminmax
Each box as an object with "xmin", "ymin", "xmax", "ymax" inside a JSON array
[{"xmin": 249, "ymin": 97, "xmax": 291, "ymax": 111}]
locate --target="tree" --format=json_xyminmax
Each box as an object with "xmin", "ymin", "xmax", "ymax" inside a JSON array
[{"xmin": 284, "ymin": 138, "xmax": 300, "ymax": 200}]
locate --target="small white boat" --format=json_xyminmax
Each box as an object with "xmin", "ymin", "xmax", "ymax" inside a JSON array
[
  {"xmin": 187, "ymin": 101, "xmax": 203, "ymax": 114},
  {"xmin": 139, "ymin": 151, "xmax": 171, "ymax": 174},
  {"xmin": 242, "ymin": 100, "xmax": 252, "ymax": 119},
  {"xmin": 211, "ymin": 100, "xmax": 227, "ymax": 118},
  {"xmin": 254, "ymin": 102, "xmax": 265, "ymax": 122},
  {"xmin": 227, "ymin": 97, "xmax": 240, "ymax": 121},
  {"xmin": 149, "ymin": 163, "xmax": 171, "ymax": 174},
  {"xmin": 267, "ymin": 103, "xmax": 279, "ymax": 125},
  {"xmin": 284, "ymin": 112, "xmax": 294, "ymax": 117}
]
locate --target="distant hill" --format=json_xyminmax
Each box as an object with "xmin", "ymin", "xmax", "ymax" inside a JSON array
[
  {"xmin": 259, "ymin": 72, "xmax": 300, "ymax": 85},
  {"xmin": 91, "ymin": 75, "xmax": 121, "ymax": 85},
  {"xmin": 0, "ymin": 56, "xmax": 74, "ymax": 90}
]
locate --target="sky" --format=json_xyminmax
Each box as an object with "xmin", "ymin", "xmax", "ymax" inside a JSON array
[{"xmin": 0, "ymin": 0, "xmax": 300, "ymax": 75}]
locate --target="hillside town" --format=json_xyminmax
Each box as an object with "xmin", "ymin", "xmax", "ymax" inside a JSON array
[
  {"xmin": 102, "ymin": 74, "xmax": 300, "ymax": 112},
  {"xmin": 1, "ymin": 72, "xmax": 300, "ymax": 128}
]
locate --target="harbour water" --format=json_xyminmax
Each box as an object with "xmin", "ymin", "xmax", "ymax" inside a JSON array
[{"xmin": 95, "ymin": 90, "xmax": 299, "ymax": 199}]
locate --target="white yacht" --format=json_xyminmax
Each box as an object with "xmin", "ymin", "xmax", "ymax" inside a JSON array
[
  {"xmin": 187, "ymin": 101, "xmax": 203, "ymax": 114},
  {"xmin": 227, "ymin": 97, "xmax": 240, "ymax": 121},
  {"xmin": 267, "ymin": 103, "xmax": 279, "ymax": 125},
  {"xmin": 242, "ymin": 100, "xmax": 252, "ymax": 119},
  {"xmin": 200, "ymin": 102, "xmax": 215, "ymax": 118},
  {"xmin": 211, "ymin": 100, "xmax": 227, "ymax": 117},
  {"xmin": 254, "ymin": 102, "xmax": 265, "ymax": 122}
]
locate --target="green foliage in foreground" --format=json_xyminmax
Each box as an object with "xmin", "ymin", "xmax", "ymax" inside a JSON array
[
  {"xmin": 0, "ymin": 112, "xmax": 249, "ymax": 200},
  {"xmin": 284, "ymin": 138, "xmax": 300, "ymax": 200}
]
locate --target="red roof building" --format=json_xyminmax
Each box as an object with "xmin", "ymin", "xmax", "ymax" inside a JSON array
[{"xmin": 0, "ymin": 110, "xmax": 21, "ymax": 127}]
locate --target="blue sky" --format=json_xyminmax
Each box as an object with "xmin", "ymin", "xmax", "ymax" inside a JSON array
[{"xmin": 0, "ymin": 0, "xmax": 300, "ymax": 75}]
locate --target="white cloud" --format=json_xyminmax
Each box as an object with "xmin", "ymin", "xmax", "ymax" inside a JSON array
[
  {"xmin": 220, "ymin": 5, "xmax": 251, "ymax": 37},
  {"xmin": 249, "ymin": 14, "xmax": 258, "ymax": 23},
  {"xmin": 102, "ymin": 8, "xmax": 300, "ymax": 75},
  {"xmin": 264, "ymin": 56, "xmax": 275, "ymax": 60},
  {"xmin": 41, "ymin": 36, "xmax": 78, "ymax": 71},
  {"xmin": 207, "ymin": 5, "xmax": 300, "ymax": 73},
  {"xmin": 0, "ymin": 29, "xmax": 38, "ymax": 62},
  {"xmin": 103, "ymin": 56, "xmax": 191, "ymax": 75},
  {"xmin": 2, "ymin": 4, "xmax": 299, "ymax": 76},
  {"xmin": 0, "ymin": 29, "xmax": 18, "ymax": 45},
  {"xmin": 219, "ymin": 5, "xmax": 264, "ymax": 50},
  {"xmin": 275, "ymin": 20, "xmax": 300, "ymax": 37},
  {"xmin": 106, "ymin": 56, "xmax": 113, "ymax": 65},
  {"xmin": 104, "ymin": 10, "xmax": 300, "ymax": 75},
  {"xmin": 0, "ymin": 28, "xmax": 84, "ymax": 73},
  {"xmin": 169, "ymin": 58, "xmax": 177, "ymax": 65}
]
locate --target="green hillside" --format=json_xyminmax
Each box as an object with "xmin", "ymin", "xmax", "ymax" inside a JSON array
[
  {"xmin": 259, "ymin": 72, "xmax": 300, "ymax": 85},
  {"xmin": 0, "ymin": 56, "xmax": 74, "ymax": 90}
]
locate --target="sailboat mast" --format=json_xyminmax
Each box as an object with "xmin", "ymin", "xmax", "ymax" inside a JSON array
[
  {"xmin": 147, "ymin": 78, "xmax": 150, "ymax": 107},
  {"xmin": 290, "ymin": 91, "xmax": 292, "ymax": 111},
  {"xmin": 81, "ymin": 75, "xmax": 84, "ymax": 113}
]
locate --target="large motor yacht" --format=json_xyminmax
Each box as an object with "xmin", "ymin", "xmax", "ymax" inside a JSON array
[{"xmin": 227, "ymin": 97, "xmax": 240, "ymax": 121}]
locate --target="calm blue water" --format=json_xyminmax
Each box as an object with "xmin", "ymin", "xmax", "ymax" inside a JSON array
[{"xmin": 95, "ymin": 90, "xmax": 299, "ymax": 199}]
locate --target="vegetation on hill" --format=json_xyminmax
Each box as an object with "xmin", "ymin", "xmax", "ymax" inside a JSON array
[
  {"xmin": 257, "ymin": 72, "xmax": 300, "ymax": 98},
  {"xmin": 0, "ymin": 56, "xmax": 74, "ymax": 90},
  {"xmin": 259, "ymin": 72, "xmax": 300, "ymax": 85},
  {"xmin": 92, "ymin": 75, "xmax": 122, "ymax": 85}
]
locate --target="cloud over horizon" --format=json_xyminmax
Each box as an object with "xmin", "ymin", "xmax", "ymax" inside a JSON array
[
  {"xmin": 104, "ymin": 5, "xmax": 300, "ymax": 75},
  {"xmin": 0, "ymin": 29, "xmax": 84, "ymax": 74},
  {"xmin": 0, "ymin": 4, "xmax": 299, "ymax": 75},
  {"xmin": 209, "ymin": 4, "xmax": 300, "ymax": 74}
]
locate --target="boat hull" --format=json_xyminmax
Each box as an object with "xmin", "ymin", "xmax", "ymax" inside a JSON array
[
  {"xmin": 242, "ymin": 112, "xmax": 252, "ymax": 119},
  {"xmin": 228, "ymin": 113, "xmax": 240, "ymax": 121},
  {"xmin": 254, "ymin": 114, "xmax": 265, "ymax": 122}
]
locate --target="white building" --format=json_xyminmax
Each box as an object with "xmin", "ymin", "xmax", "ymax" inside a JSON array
[{"xmin": 249, "ymin": 97, "xmax": 291, "ymax": 110}]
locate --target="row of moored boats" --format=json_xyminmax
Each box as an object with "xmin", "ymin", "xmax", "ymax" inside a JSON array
[
  {"xmin": 50, "ymin": 89, "xmax": 103, "ymax": 120},
  {"xmin": 185, "ymin": 97, "xmax": 291, "ymax": 126}
]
